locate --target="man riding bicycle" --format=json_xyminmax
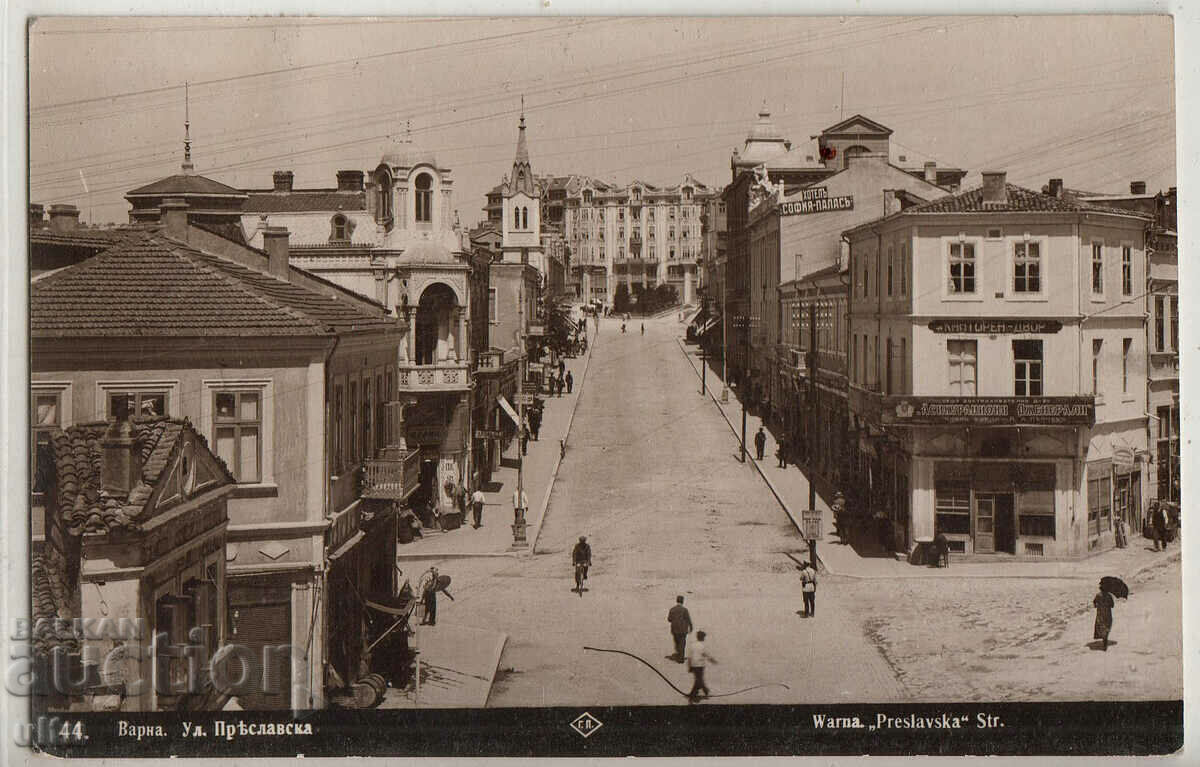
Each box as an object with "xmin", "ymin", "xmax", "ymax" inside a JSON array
[{"xmin": 572, "ymin": 536, "xmax": 592, "ymax": 593}]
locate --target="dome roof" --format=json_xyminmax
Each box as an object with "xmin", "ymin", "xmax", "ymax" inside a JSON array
[
  {"xmin": 381, "ymin": 137, "xmax": 438, "ymax": 170},
  {"xmin": 747, "ymin": 104, "xmax": 787, "ymax": 143},
  {"xmin": 397, "ymin": 240, "xmax": 458, "ymax": 265}
]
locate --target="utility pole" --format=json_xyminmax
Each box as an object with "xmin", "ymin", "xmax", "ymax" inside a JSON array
[
  {"xmin": 808, "ymin": 302, "xmax": 819, "ymax": 568},
  {"xmin": 720, "ymin": 284, "xmax": 729, "ymax": 403},
  {"xmin": 740, "ymin": 314, "xmax": 748, "ymax": 463},
  {"xmin": 701, "ymin": 343, "xmax": 707, "ymax": 396}
]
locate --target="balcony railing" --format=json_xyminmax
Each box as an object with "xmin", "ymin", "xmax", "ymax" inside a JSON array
[
  {"xmin": 361, "ymin": 448, "xmax": 421, "ymax": 501},
  {"xmin": 397, "ymin": 361, "xmax": 471, "ymax": 391}
]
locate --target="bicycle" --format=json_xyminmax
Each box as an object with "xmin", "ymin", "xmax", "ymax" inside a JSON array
[{"xmin": 574, "ymin": 562, "xmax": 590, "ymax": 596}]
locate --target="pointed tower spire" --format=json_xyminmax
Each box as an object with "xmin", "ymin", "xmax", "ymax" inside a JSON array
[
  {"xmin": 181, "ymin": 81, "xmax": 194, "ymax": 174},
  {"xmin": 511, "ymin": 96, "xmax": 533, "ymax": 196}
]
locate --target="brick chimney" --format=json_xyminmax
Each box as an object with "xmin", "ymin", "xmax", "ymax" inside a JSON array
[
  {"xmin": 336, "ymin": 170, "xmax": 364, "ymax": 192},
  {"xmin": 29, "ymin": 203, "xmax": 45, "ymax": 230},
  {"xmin": 273, "ymin": 170, "xmax": 294, "ymax": 193},
  {"xmin": 47, "ymin": 204, "xmax": 80, "ymax": 233},
  {"xmin": 262, "ymin": 226, "xmax": 290, "ymax": 279},
  {"xmin": 160, "ymin": 197, "xmax": 189, "ymax": 241},
  {"xmin": 981, "ymin": 171, "xmax": 1007, "ymax": 205},
  {"xmin": 1047, "ymin": 178, "xmax": 1064, "ymax": 199},
  {"xmin": 101, "ymin": 397, "xmax": 139, "ymax": 497},
  {"xmin": 1130, "ymin": 180, "xmax": 1147, "ymax": 195},
  {"xmin": 924, "ymin": 162, "xmax": 937, "ymax": 183}
]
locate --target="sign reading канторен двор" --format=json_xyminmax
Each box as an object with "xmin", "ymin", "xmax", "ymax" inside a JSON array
[
  {"xmin": 928, "ymin": 318, "xmax": 1064, "ymax": 334},
  {"xmin": 881, "ymin": 396, "xmax": 1096, "ymax": 426}
]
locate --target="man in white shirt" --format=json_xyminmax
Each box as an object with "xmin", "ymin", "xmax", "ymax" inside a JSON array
[
  {"xmin": 513, "ymin": 488, "xmax": 529, "ymax": 523},
  {"xmin": 686, "ymin": 630, "xmax": 717, "ymax": 703},
  {"xmin": 471, "ymin": 488, "xmax": 486, "ymax": 529}
]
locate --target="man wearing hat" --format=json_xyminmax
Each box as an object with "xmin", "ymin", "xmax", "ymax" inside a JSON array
[{"xmin": 667, "ymin": 595, "xmax": 693, "ymax": 663}]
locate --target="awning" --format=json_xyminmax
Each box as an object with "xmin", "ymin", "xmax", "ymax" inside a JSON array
[
  {"xmin": 683, "ymin": 306, "xmax": 704, "ymax": 326},
  {"xmin": 698, "ymin": 317, "xmax": 720, "ymax": 337},
  {"xmin": 328, "ymin": 530, "xmax": 366, "ymax": 562}
]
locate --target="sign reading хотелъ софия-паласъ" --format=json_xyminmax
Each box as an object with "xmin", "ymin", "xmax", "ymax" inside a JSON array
[{"xmin": 779, "ymin": 187, "xmax": 854, "ymax": 216}]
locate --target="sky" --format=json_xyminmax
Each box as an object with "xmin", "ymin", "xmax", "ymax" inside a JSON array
[{"xmin": 27, "ymin": 15, "xmax": 1176, "ymax": 227}]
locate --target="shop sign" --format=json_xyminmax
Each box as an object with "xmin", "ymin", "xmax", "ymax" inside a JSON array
[
  {"xmin": 1112, "ymin": 446, "xmax": 1135, "ymax": 469},
  {"xmin": 496, "ymin": 395, "xmax": 520, "ymax": 427},
  {"xmin": 513, "ymin": 393, "xmax": 536, "ymax": 406},
  {"xmin": 528, "ymin": 363, "xmax": 544, "ymax": 373},
  {"xmin": 801, "ymin": 510, "xmax": 822, "ymax": 541},
  {"xmin": 476, "ymin": 428, "xmax": 504, "ymax": 440},
  {"xmin": 406, "ymin": 425, "xmax": 444, "ymax": 445},
  {"xmin": 528, "ymin": 325, "xmax": 546, "ymax": 336},
  {"xmin": 928, "ymin": 318, "xmax": 1063, "ymax": 334},
  {"xmin": 780, "ymin": 187, "xmax": 853, "ymax": 216},
  {"xmin": 883, "ymin": 396, "xmax": 1095, "ymax": 426}
]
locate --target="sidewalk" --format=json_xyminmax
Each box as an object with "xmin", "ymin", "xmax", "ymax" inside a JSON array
[
  {"xmin": 378, "ymin": 622, "xmax": 508, "ymax": 708},
  {"xmin": 395, "ymin": 328, "xmax": 596, "ymax": 559},
  {"xmin": 676, "ymin": 336, "xmax": 1178, "ymax": 581}
]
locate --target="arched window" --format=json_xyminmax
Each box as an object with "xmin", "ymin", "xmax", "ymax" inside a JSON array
[
  {"xmin": 844, "ymin": 145, "xmax": 871, "ymax": 168},
  {"xmin": 376, "ymin": 171, "xmax": 393, "ymax": 222},
  {"xmin": 513, "ymin": 206, "xmax": 520, "ymax": 229},
  {"xmin": 330, "ymin": 214, "xmax": 348, "ymax": 241},
  {"xmin": 415, "ymin": 173, "xmax": 433, "ymax": 223},
  {"xmin": 522, "ymin": 206, "xmax": 529, "ymax": 230}
]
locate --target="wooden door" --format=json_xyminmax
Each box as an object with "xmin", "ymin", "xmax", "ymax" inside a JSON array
[{"xmin": 974, "ymin": 494, "xmax": 996, "ymax": 554}]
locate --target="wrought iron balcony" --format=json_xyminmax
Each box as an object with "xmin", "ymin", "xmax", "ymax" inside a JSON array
[{"xmin": 361, "ymin": 448, "xmax": 421, "ymax": 501}]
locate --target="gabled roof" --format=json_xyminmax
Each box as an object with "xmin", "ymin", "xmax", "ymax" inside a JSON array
[
  {"xmin": 29, "ymin": 227, "xmax": 136, "ymax": 249},
  {"xmin": 31, "ymin": 230, "xmax": 399, "ymax": 338},
  {"xmin": 897, "ymin": 183, "xmax": 1152, "ymax": 216},
  {"xmin": 126, "ymin": 173, "xmax": 246, "ymax": 199},
  {"xmin": 820, "ymin": 114, "xmax": 893, "ymax": 136},
  {"xmin": 242, "ymin": 190, "xmax": 366, "ymax": 213}
]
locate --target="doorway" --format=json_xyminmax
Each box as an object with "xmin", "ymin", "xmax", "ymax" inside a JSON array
[{"xmin": 975, "ymin": 492, "xmax": 1016, "ymax": 554}]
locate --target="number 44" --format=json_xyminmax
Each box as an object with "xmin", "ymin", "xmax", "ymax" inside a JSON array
[{"xmin": 60, "ymin": 721, "xmax": 84, "ymax": 740}]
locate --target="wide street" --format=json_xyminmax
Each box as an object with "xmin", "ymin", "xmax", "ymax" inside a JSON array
[{"xmin": 426, "ymin": 313, "xmax": 1182, "ymax": 708}]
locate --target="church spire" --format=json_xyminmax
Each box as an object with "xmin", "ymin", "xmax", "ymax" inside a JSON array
[
  {"xmin": 181, "ymin": 81, "xmax": 194, "ymax": 174},
  {"xmin": 511, "ymin": 96, "xmax": 533, "ymax": 196}
]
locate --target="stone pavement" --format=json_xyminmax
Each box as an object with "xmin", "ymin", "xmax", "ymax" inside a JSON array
[
  {"xmin": 676, "ymin": 336, "xmax": 1177, "ymax": 581},
  {"xmin": 395, "ymin": 327, "xmax": 596, "ymax": 560},
  {"xmin": 379, "ymin": 622, "xmax": 508, "ymax": 708}
]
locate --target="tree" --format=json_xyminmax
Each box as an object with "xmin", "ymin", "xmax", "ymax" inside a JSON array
[{"xmin": 613, "ymin": 283, "xmax": 631, "ymax": 314}]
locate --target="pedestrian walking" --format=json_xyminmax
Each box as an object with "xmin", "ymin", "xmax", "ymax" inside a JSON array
[
  {"xmin": 754, "ymin": 427, "xmax": 766, "ymax": 461},
  {"xmin": 557, "ymin": 374, "xmax": 565, "ymax": 397},
  {"xmin": 1093, "ymin": 581, "xmax": 1115, "ymax": 651},
  {"xmin": 640, "ymin": 322, "xmax": 644, "ymax": 335},
  {"xmin": 686, "ymin": 630, "xmax": 716, "ymax": 703},
  {"xmin": 558, "ymin": 358, "xmax": 566, "ymax": 377},
  {"xmin": 1151, "ymin": 500, "xmax": 1170, "ymax": 550},
  {"xmin": 520, "ymin": 424, "xmax": 529, "ymax": 456},
  {"xmin": 530, "ymin": 408, "xmax": 542, "ymax": 440},
  {"xmin": 775, "ymin": 441, "xmax": 787, "ymax": 468},
  {"xmin": 420, "ymin": 567, "xmax": 440, "ymax": 626},
  {"xmin": 471, "ymin": 487, "xmax": 485, "ymax": 529},
  {"xmin": 513, "ymin": 488, "xmax": 529, "ymax": 523},
  {"xmin": 799, "ymin": 561, "xmax": 818, "ymax": 617},
  {"xmin": 667, "ymin": 596, "xmax": 693, "ymax": 663},
  {"xmin": 566, "ymin": 370, "xmax": 574, "ymax": 394}
]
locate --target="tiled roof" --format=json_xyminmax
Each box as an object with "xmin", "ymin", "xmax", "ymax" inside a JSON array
[
  {"xmin": 31, "ymin": 230, "xmax": 399, "ymax": 338},
  {"xmin": 899, "ymin": 183, "xmax": 1153, "ymax": 217},
  {"xmin": 242, "ymin": 190, "xmax": 366, "ymax": 213},
  {"xmin": 31, "ymin": 550, "xmax": 79, "ymax": 656},
  {"xmin": 126, "ymin": 173, "xmax": 246, "ymax": 198},
  {"xmin": 30, "ymin": 227, "xmax": 136, "ymax": 248},
  {"xmin": 191, "ymin": 220, "xmax": 248, "ymax": 244}
]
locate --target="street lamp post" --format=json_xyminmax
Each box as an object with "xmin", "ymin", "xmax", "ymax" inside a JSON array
[{"xmin": 720, "ymin": 284, "xmax": 729, "ymax": 403}]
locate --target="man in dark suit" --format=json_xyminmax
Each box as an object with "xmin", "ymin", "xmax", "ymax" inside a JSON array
[
  {"xmin": 667, "ymin": 595, "xmax": 693, "ymax": 663},
  {"xmin": 754, "ymin": 427, "xmax": 767, "ymax": 461}
]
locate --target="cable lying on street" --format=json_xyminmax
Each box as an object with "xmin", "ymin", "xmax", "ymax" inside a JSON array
[{"xmin": 582, "ymin": 646, "xmax": 790, "ymax": 699}]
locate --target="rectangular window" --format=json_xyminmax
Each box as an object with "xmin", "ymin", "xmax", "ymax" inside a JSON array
[
  {"xmin": 108, "ymin": 390, "xmax": 168, "ymax": 418},
  {"xmin": 948, "ymin": 340, "xmax": 977, "ymax": 396},
  {"xmin": 900, "ymin": 245, "xmax": 908, "ymax": 295},
  {"xmin": 1154, "ymin": 295, "xmax": 1166, "ymax": 351},
  {"xmin": 361, "ymin": 379, "xmax": 372, "ymax": 460},
  {"xmin": 376, "ymin": 374, "xmax": 386, "ymax": 452},
  {"xmin": 899, "ymin": 338, "xmax": 907, "ymax": 396},
  {"xmin": 1122, "ymin": 338, "xmax": 1132, "ymax": 394},
  {"xmin": 349, "ymin": 382, "xmax": 358, "ymax": 465},
  {"xmin": 935, "ymin": 481, "xmax": 971, "ymax": 536},
  {"xmin": 1170, "ymin": 296, "xmax": 1178, "ymax": 351},
  {"xmin": 887, "ymin": 247, "xmax": 894, "ymax": 296},
  {"xmin": 862, "ymin": 263, "xmax": 869, "ymax": 298},
  {"xmin": 333, "ymin": 384, "xmax": 344, "ymax": 473},
  {"xmin": 214, "ymin": 391, "xmax": 261, "ymax": 483},
  {"xmin": 488, "ymin": 288, "xmax": 497, "ymax": 322},
  {"xmin": 851, "ymin": 335, "xmax": 858, "ymax": 384},
  {"xmin": 1121, "ymin": 246, "xmax": 1133, "ymax": 295},
  {"xmin": 1091, "ymin": 243, "xmax": 1104, "ymax": 294},
  {"xmin": 948, "ymin": 241, "xmax": 976, "ymax": 294},
  {"xmin": 31, "ymin": 392, "xmax": 61, "ymax": 493},
  {"xmin": 1092, "ymin": 339, "xmax": 1102, "ymax": 395},
  {"xmin": 1013, "ymin": 241, "xmax": 1041, "ymax": 293},
  {"xmin": 1013, "ymin": 339, "xmax": 1043, "ymax": 397},
  {"xmin": 1087, "ymin": 469, "xmax": 1112, "ymax": 536}
]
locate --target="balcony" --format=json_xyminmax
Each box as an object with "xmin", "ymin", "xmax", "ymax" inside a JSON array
[
  {"xmin": 361, "ymin": 448, "xmax": 421, "ymax": 501},
  {"xmin": 397, "ymin": 361, "xmax": 471, "ymax": 392}
]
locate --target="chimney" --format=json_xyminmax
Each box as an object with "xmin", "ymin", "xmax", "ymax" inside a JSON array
[
  {"xmin": 1047, "ymin": 178, "xmax": 1064, "ymax": 199},
  {"xmin": 924, "ymin": 162, "xmax": 937, "ymax": 183},
  {"xmin": 262, "ymin": 226, "xmax": 290, "ymax": 279},
  {"xmin": 272, "ymin": 170, "xmax": 294, "ymax": 193},
  {"xmin": 1130, "ymin": 180, "xmax": 1147, "ymax": 195},
  {"xmin": 883, "ymin": 190, "xmax": 904, "ymax": 216},
  {"xmin": 47, "ymin": 204, "xmax": 80, "ymax": 233},
  {"xmin": 29, "ymin": 203, "xmax": 45, "ymax": 231},
  {"xmin": 336, "ymin": 170, "xmax": 364, "ymax": 192},
  {"xmin": 981, "ymin": 171, "xmax": 1007, "ymax": 205},
  {"xmin": 101, "ymin": 398, "xmax": 140, "ymax": 497},
  {"xmin": 160, "ymin": 197, "xmax": 189, "ymax": 241}
]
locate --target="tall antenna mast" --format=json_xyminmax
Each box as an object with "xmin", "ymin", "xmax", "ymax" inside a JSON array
[
  {"xmin": 839, "ymin": 73, "xmax": 845, "ymax": 121},
  {"xmin": 182, "ymin": 81, "xmax": 194, "ymax": 173}
]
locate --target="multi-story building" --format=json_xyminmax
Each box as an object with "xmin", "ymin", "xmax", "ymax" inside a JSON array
[
  {"xmin": 32, "ymin": 195, "xmax": 414, "ymax": 709},
  {"xmin": 843, "ymin": 171, "xmax": 1153, "ymax": 560},
  {"xmin": 563, "ymin": 174, "xmax": 713, "ymax": 309}
]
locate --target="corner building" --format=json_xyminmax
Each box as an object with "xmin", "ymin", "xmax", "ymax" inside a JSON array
[{"xmin": 844, "ymin": 172, "xmax": 1152, "ymax": 559}]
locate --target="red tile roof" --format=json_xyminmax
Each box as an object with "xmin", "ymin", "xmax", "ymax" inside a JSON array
[
  {"xmin": 243, "ymin": 190, "xmax": 366, "ymax": 213},
  {"xmin": 31, "ymin": 230, "xmax": 399, "ymax": 338},
  {"xmin": 899, "ymin": 183, "xmax": 1153, "ymax": 217},
  {"xmin": 126, "ymin": 173, "xmax": 246, "ymax": 198}
]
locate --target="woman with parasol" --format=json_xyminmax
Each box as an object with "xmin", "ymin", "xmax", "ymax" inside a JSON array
[{"xmin": 1093, "ymin": 576, "xmax": 1129, "ymax": 651}]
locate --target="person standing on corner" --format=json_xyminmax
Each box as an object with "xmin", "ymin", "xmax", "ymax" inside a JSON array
[
  {"xmin": 686, "ymin": 630, "xmax": 716, "ymax": 703},
  {"xmin": 799, "ymin": 561, "xmax": 818, "ymax": 617},
  {"xmin": 1093, "ymin": 581, "xmax": 1115, "ymax": 651},
  {"xmin": 420, "ymin": 567, "xmax": 439, "ymax": 626},
  {"xmin": 754, "ymin": 426, "xmax": 767, "ymax": 461},
  {"xmin": 566, "ymin": 370, "xmax": 574, "ymax": 394},
  {"xmin": 667, "ymin": 596, "xmax": 693, "ymax": 663},
  {"xmin": 471, "ymin": 486, "xmax": 486, "ymax": 529},
  {"xmin": 640, "ymin": 322, "xmax": 644, "ymax": 336}
]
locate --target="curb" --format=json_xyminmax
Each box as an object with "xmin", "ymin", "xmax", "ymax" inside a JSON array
[
  {"xmin": 396, "ymin": 551, "xmax": 519, "ymax": 561},
  {"xmin": 482, "ymin": 632, "xmax": 510, "ymax": 708},
  {"xmin": 528, "ymin": 325, "xmax": 598, "ymax": 555}
]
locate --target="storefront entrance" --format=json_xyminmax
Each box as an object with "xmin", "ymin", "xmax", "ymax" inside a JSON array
[{"xmin": 974, "ymin": 493, "xmax": 1015, "ymax": 554}]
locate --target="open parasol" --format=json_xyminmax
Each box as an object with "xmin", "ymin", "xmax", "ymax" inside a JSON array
[{"xmin": 1100, "ymin": 576, "xmax": 1129, "ymax": 599}]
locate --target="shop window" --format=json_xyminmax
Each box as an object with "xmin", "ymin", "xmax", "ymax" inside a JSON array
[
  {"xmin": 415, "ymin": 173, "xmax": 433, "ymax": 224},
  {"xmin": 1013, "ymin": 340, "xmax": 1043, "ymax": 397},
  {"xmin": 948, "ymin": 241, "xmax": 976, "ymax": 294},
  {"xmin": 948, "ymin": 340, "xmax": 977, "ymax": 396},
  {"xmin": 214, "ymin": 391, "xmax": 261, "ymax": 483},
  {"xmin": 935, "ymin": 481, "xmax": 971, "ymax": 535},
  {"xmin": 1017, "ymin": 463, "xmax": 1056, "ymax": 538},
  {"xmin": 1087, "ymin": 466, "xmax": 1112, "ymax": 536},
  {"xmin": 1013, "ymin": 241, "xmax": 1041, "ymax": 293},
  {"xmin": 1157, "ymin": 405, "xmax": 1180, "ymax": 501}
]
